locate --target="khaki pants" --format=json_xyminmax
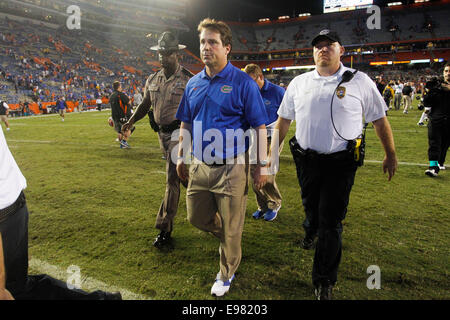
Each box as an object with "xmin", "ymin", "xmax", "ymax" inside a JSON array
[
  {"xmin": 155, "ymin": 132, "xmax": 180, "ymax": 233},
  {"xmin": 186, "ymin": 159, "xmax": 249, "ymax": 281},
  {"xmin": 250, "ymin": 138, "xmax": 283, "ymax": 211},
  {"xmin": 403, "ymin": 95, "xmax": 412, "ymax": 111}
]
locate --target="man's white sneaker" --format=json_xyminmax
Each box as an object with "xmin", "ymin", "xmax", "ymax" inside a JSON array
[
  {"xmin": 211, "ymin": 273, "xmax": 235, "ymax": 297},
  {"xmin": 439, "ymin": 165, "xmax": 446, "ymax": 170}
]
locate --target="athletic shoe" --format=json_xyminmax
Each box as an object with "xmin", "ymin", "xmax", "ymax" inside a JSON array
[
  {"xmin": 425, "ymin": 166, "xmax": 439, "ymax": 177},
  {"xmin": 120, "ymin": 140, "xmax": 130, "ymax": 149},
  {"xmin": 263, "ymin": 206, "xmax": 281, "ymax": 222},
  {"xmin": 439, "ymin": 165, "xmax": 446, "ymax": 170},
  {"xmin": 417, "ymin": 122, "xmax": 424, "ymax": 126},
  {"xmin": 6, "ymin": 128, "xmax": 10, "ymax": 131},
  {"xmin": 115, "ymin": 138, "xmax": 120, "ymax": 142},
  {"xmin": 252, "ymin": 209, "xmax": 265, "ymax": 219},
  {"xmin": 211, "ymin": 273, "xmax": 235, "ymax": 297},
  {"xmin": 403, "ymin": 110, "xmax": 408, "ymax": 114}
]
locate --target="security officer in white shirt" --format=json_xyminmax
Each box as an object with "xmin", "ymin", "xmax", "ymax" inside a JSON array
[{"xmin": 270, "ymin": 29, "xmax": 397, "ymax": 300}]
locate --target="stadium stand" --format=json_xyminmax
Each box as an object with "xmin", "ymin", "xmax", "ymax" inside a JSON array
[
  {"xmin": 0, "ymin": 0, "xmax": 203, "ymax": 116},
  {"xmin": 228, "ymin": 0, "xmax": 449, "ymax": 85}
]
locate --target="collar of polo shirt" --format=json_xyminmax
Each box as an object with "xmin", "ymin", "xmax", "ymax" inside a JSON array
[
  {"xmin": 313, "ymin": 62, "xmax": 346, "ymax": 81},
  {"xmin": 200, "ymin": 61, "xmax": 232, "ymax": 80}
]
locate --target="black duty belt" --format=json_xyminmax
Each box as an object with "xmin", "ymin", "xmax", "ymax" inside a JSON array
[
  {"xmin": 159, "ymin": 120, "xmax": 181, "ymax": 134},
  {"xmin": 0, "ymin": 191, "xmax": 26, "ymax": 223}
]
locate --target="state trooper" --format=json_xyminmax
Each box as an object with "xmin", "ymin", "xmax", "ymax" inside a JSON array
[{"xmin": 122, "ymin": 31, "xmax": 193, "ymax": 248}]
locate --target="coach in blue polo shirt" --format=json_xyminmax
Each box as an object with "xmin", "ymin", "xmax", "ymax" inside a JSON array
[
  {"xmin": 176, "ymin": 18, "xmax": 268, "ymax": 297},
  {"xmin": 244, "ymin": 64, "xmax": 285, "ymax": 222}
]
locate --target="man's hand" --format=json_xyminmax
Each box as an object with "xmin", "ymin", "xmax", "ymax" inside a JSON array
[
  {"xmin": 383, "ymin": 155, "xmax": 397, "ymax": 181},
  {"xmin": 252, "ymin": 165, "xmax": 268, "ymax": 190},
  {"xmin": 121, "ymin": 121, "xmax": 133, "ymax": 134},
  {"xmin": 0, "ymin": 288, "xmax": 14, "ymax": 300},
  {"xmin": 176, "ymin": 160, "xmax": 189, "ymax": 187}
]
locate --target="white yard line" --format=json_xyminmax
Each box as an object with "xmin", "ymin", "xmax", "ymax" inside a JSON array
[{"xmin": 29, "ymin": 258, "xmax": 150, "ymax": 300}]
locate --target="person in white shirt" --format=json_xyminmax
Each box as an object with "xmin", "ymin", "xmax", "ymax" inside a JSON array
[
  {"xmin": 270, "ymin": 29, "xmax": 397, "ymax": 300},
  {"xmin": 0, "ymin": 129, "xmax": 121, "ymax": 300},
  {"xmin": 133, "ymin": 91, "xmax": 143, "ymax": 109},
  {"xmin": 393, "ymin": 81, "xmax": 403, "ymax": 110},
  {"xmin": 0, "ymin": 100, "xmax": 10, "ymax": 131}
]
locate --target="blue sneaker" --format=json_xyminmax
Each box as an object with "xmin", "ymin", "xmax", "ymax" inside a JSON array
[
  {"xmin": 263, "ymin": 206, "xmax": 281, "ymax": 222},
  {"xmin": 120, "ymin": 140, "xmax": 130, "ymax": 149},
  {"xmin": 252, "ymin": 209, "xmax": 265, "ymax": 219}
]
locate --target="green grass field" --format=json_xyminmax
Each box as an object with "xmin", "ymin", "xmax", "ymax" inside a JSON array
[{"xmin": 3, "ymin": 102, "xmax": 449, "ymax": 300}]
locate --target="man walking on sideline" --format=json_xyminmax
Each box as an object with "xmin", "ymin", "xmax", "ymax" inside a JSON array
[
  {"xmin": 176, "ymin": 19, "xmax": 268, "ymax": 297},
  {"xmin": 244, "ymin": 63, "xmax": 285, "ymax": 222},
  {"xmin": 270, "ymin": 29, "xmax": 397, "ymax": 300},
  {"xmin": 122, "ymin": 32, "xmax": 193, "ymax": 248}
]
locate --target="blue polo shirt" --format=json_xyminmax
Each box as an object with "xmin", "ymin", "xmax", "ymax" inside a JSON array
[
  {"xmin": 176, "ymin": 62, "xmax": 268, "ymax": 161},
  {"xmin": 260, "ymin": 79, "xmax": 285, "ymax": 125}
]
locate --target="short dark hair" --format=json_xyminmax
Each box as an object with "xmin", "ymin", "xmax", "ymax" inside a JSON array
[
  {"xmin": 113, "ymin": 81, "xmax": 121, "ymax": 91},
  {"xmin": 197, "ymin": 18, "xmax": 233, "ymax": 51}
]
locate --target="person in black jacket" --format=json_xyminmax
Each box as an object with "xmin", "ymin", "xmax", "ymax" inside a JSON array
[
  {"xmin": 109, "ymin": 81, "xmax": 133, "ymax": 149},
  {"xmin": 424, "ymin": 64, "xmax": 450, "ymax": 177},
  {"xmin": 402, "ymin": 82, "xmax": 413, "ymax": 114}
]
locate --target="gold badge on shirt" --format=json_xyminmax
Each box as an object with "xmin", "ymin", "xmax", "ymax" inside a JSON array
[{"xmin": 336, "ymin": 86, "xmax": 346, "ymax": 99}]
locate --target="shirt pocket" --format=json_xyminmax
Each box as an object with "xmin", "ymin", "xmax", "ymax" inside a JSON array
[
  {"xmin": 171, "ymin": 87, "xmax": 185, "ymax": 104},
  {"xmin": 149, "ymin": 85, "xmax": 159, "ymax": 106}
]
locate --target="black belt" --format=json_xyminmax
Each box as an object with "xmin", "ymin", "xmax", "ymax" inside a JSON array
[{"xmin": 0, "ymin": 191, "xmax": 26, "ymax": 223}]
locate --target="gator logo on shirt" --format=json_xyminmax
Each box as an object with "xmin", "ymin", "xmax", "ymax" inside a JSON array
[
  {"xmin": 336, "ymin": 86, "xmax": 346, "ymax": 99},
  {"xmin": 220, "ymin": 85, "xmax": 233, "ymax": 93},
  {"xmin": 264, "ymin": 99, "xmax": 271, "ymax": 105}
]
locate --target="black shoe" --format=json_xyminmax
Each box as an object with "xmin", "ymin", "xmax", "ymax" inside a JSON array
[
  {"xmin": 314, "ymin": 283, "xmax": 333, "ymax": 300},
  {"xmin": 153, "ymin": 231, "xmax": 172, "ymax": 248},
  {"xmin": 425, "ymin": 166, "xmax": 439, "ymax": 177},
  {"xmin": 301, "ymin": 237, "xmax": 315, "ymax": 250},
  {"xmin": 104, "ymin": 291, "xmax": 122, "ymax": 300}
]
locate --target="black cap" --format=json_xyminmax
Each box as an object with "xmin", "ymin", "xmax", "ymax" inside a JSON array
[
  {"xmin": 311, "ymin": 29, "xmax": 342, "ymax": 47},
  {"xmin": 150, "ymin": 31, "xmax": 186, "ymax": 52}
]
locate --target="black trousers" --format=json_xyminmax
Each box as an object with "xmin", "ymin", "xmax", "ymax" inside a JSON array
[
  {"xmin": 427, "ymin": 119, "xmax": 450, "ymax": 166},
  {"xmin": 0, "ymin": 193, "xmax": 110, "ymax": 300},
  {"xmin": 292, "ymin": 148, "xmax": 357, "ymax": 287}
]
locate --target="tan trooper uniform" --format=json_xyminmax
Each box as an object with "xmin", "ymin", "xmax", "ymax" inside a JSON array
[{"xmin": 145, "ymin": 64, "xmax": 193, "ymax": 233}]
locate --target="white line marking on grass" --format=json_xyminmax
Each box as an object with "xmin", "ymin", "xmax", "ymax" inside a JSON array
[
  {"xmin": 29, "ymin": 258, "xmax": 150, "ymax": 300},
  {"xmin": 279, "ymin": 154, "xmax": 428, "ymax": 167}
]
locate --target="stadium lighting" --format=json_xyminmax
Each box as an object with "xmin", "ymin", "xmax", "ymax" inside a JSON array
[
  {"xmin": 411, "ymin": 59, "xmax": 431, "ymax": 63},
  {"xmin": 298, "ymin": 13, "xmax": 311, "ymax": 17},
  {"xmin": 272, "ymin": 65, "xmax": 315, "ymax": 71},
  {"xmin": 277, "ymin": 16, "xmax": 290, "ymax": 20},
  {"xmin": 387, "ymin": 2, "xmax": 402, "ymax": 6},
  {"xmin": 414, "ymin": 0, "xmax": 430, "ymax": 3},
  {"xmin": 258, "ymin": 18, "xmax": 270, "ymax": 22}
]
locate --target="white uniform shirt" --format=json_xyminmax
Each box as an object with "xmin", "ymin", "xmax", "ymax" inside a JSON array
[
  {"xmin": 394, "ymin": 84, "xmax": 403, "ymax": 94},
  {"xmin": 278, "ymin": 63, "xmax": 387, "ymax": 154},
  {"xmin": 1, "ymin": 101, "xmax": 9, "ymax": 111},
  {"xmin": 0, "ymin": 128, "xmax": 26, "ymax": 209}
]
